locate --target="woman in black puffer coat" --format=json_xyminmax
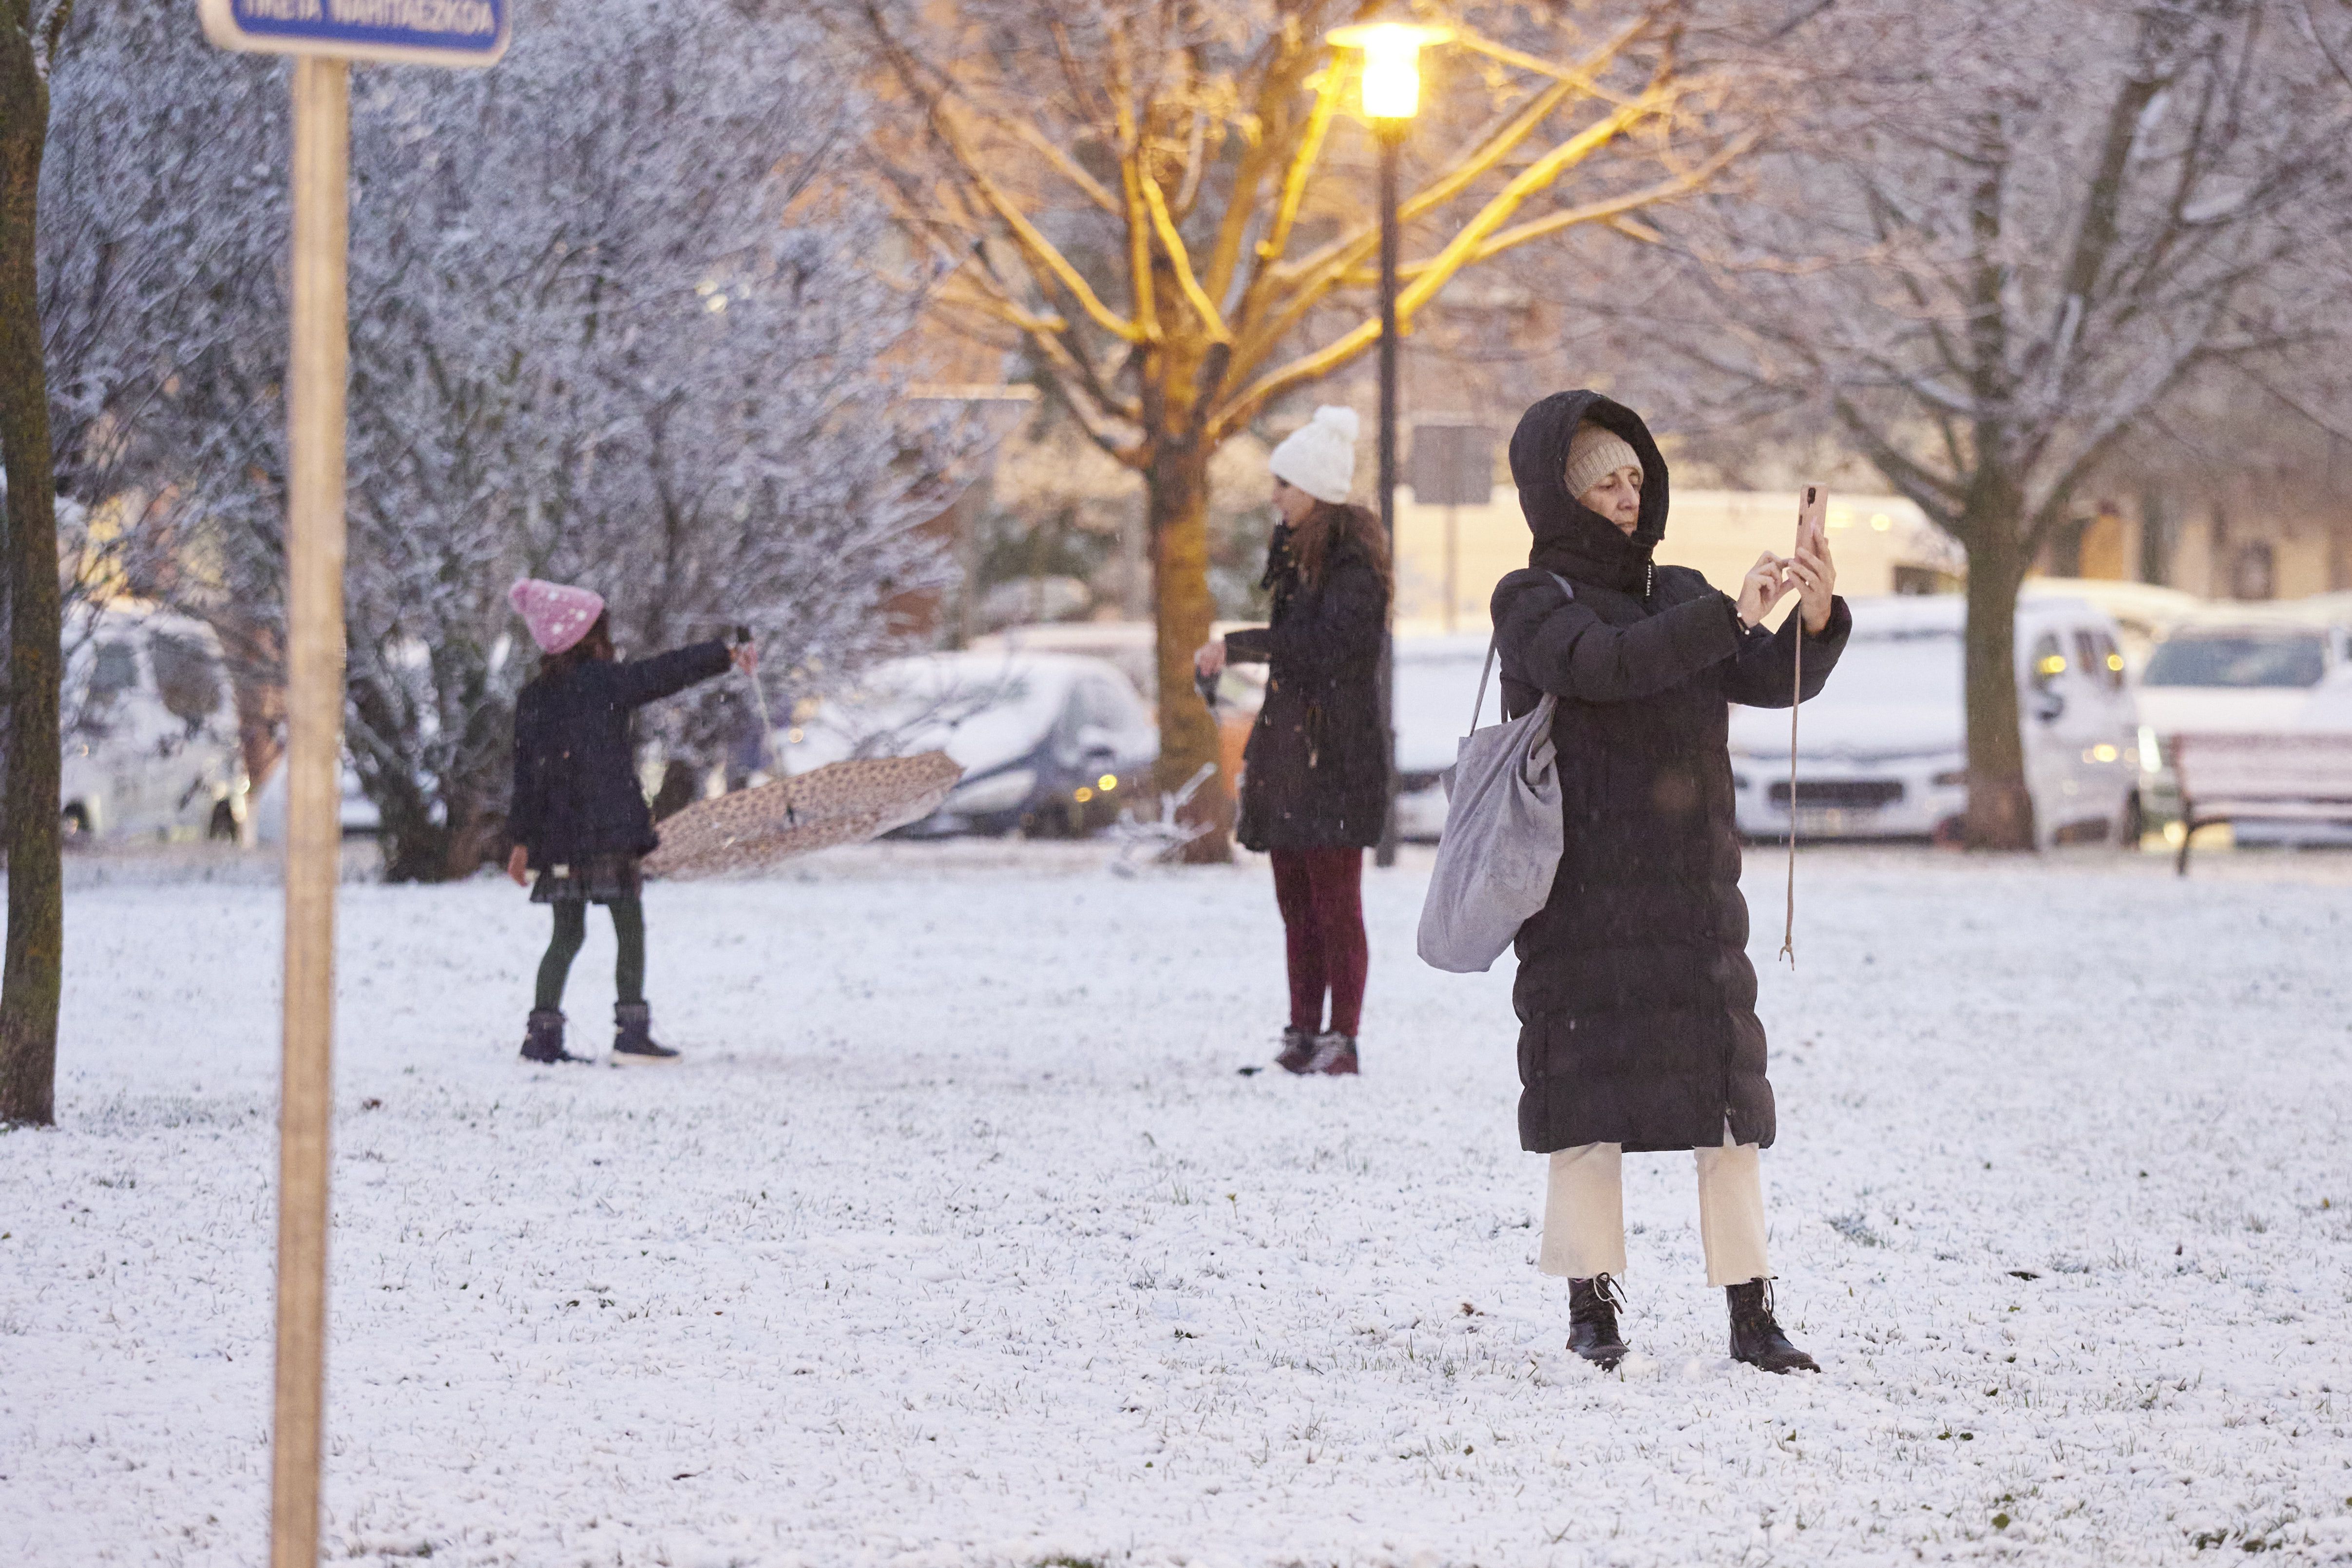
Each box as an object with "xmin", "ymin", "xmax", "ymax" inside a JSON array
[
  {"xmin": 503, "ymin": 578, "xmax": 747, "ymax": 1066},
  {"xmin": 1490, "ymin": 391, "xmax": 1850, "ymax": 1375},
  {"xmin": 1196, "ymin": 406, "xmax": 1391, "ymax": 1077}
]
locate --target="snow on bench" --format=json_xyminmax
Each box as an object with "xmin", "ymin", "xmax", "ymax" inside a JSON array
[{"xmin": 2173, "ymin": 731, "xmax": 2352, "ymax": 875}]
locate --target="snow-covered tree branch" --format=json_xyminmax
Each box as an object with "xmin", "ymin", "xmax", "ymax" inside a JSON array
[
  {"xmin": 1632, "ymin": 0, "xmax": 2352, "ymax": 848},
  {"xmin": 42, "ymin": 0, "xmax": 971, "ymax": 881}
]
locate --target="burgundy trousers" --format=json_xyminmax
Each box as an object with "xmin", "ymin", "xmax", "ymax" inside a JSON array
[{"xmin": 1269, "ymin": 847, "xmax": 1368, "ymax": 1037}]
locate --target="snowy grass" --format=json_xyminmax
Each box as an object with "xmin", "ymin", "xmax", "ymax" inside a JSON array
[{"xmin": 5, "ymin": 841, "xmax": 2352, "ymax": 1566}]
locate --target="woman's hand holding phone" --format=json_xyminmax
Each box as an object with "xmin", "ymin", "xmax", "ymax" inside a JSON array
[{"xmin": 1787, "ymin": 489, "xmax": 1838, "ymax": 635}]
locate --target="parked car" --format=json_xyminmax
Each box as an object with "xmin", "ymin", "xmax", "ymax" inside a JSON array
[
  {"xmin": 2135, "ymin": 611, "xmax": 2352, "ymax": 846},
  {"xmin": 968, "ymin": 621, "xmax": 1159, "ymax": 702},
  {"xmin": 1391, "ymin": 631, "xmax": 1490, "ymax": 840},
  {"xmin": 249, "ymin": 758, "xmax": 386, "ymax": 844},
  {"xmin": 779, "ymin": 651, "xmax": 1158, "ymax": 837},
  {"xmin": 1725, "ymin": 595, "xmax": 2143, "ymax": 846},
  {"xmin": 2018, "ymin": 577, "xmax": 2205, "ymax": 675},
  {"xmin": 59, "ymin": 603, "xmax": 249, "ymax": 842}
]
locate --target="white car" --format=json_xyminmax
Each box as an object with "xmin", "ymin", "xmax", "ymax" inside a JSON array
[
  {"xmin": 780, "ymin": 651, "xmax": 1158, "ymax": 837},
  {"xmin": 1727, "ymin": 595, "xmax": 2143, "ymax": 846},
  {"xmin": 2135, "ymin": 613, "xmax": 2352, "ymax": 845},
  {"xmin": 59, "ymin": 604, "xmax": 249, "ymax": 842},
  {"xmin": 249, "ymin": 758, "xmax": 386, "ymax": 844},
  {"xmin": 1391, "ymin": 631, "xmax": 1492, "ymax": 840}
]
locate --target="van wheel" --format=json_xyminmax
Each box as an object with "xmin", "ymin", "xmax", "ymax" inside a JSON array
[
  {"xmin": 61, "ymin": 803, "xmax": 90, "ymax": 840},
  {"xmin": 208, "ymin": 799, "xmax": 239, "ymax": 841}
]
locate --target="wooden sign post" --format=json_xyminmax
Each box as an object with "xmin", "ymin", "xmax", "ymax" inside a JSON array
[{"xmin": 194, "ymin": 8, "xmax": 510, "ymax": 1563}]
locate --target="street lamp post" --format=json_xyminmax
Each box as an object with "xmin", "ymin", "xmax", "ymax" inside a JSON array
[{"xmin": 1327, "ymin": 20, "xmax": 1446, "ymax": 869}]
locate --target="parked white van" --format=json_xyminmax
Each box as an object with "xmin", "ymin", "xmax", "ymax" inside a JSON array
[
  {"xmin": 59, "ymin": 603, "xmax": 248, "ymax": 842},
  {"xmin": 1725, "ymin": 595, "xmax": 2142, "ymax": 846}
]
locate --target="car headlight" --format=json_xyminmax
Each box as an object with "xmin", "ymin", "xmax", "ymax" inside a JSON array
[{"xmin": 946, "ymin": 767, "xmax": 1035, "ymax": 815}]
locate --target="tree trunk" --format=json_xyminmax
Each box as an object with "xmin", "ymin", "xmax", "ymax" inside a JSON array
[
  {"xmin": 0, "ymin": 3, "xmax": 57, "ymax": 1127},
  {"xmin": 1145, "ymin": 441, "xmax": 1231, "ymax": 863},
  {"xmin": 1961, "ymin": 488, "xmax": 2035, "ymax": 851}
]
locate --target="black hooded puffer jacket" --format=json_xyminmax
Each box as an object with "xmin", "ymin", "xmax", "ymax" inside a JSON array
[{"xmin": 1491, "ymin": 391, "xmax": 1851, "ymax": 1154}]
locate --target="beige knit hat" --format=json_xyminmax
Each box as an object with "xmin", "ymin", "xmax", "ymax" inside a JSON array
[{"xmin": 1563, "ymin": 421, "xmax": 1642, "ymax": 503}]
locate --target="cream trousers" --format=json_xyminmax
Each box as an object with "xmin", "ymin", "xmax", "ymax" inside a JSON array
[{"xmin": 1538, "ymin": 1123, "xmax": 1769, "ymax": 1287}]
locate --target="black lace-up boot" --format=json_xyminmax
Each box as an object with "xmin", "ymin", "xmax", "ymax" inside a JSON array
[
  {"xmin": 1276, "ymin": 1027, "xmax": 1318, "ymax": 1074},
  {"xmin": 1567, "ymin": 1274, "xmax": 1629, "ymax": 1369},
  {"xmin": 611, "ymin": 1001, "xmax": 680, "ymax": 1064},
  {"xmin": 1727, "ymin": 1279, "xmax": 1819, "ymax": 1374},
  {"xmin": 519, "ymin": 1009, "xmax": 585, "ymax": 1064}
]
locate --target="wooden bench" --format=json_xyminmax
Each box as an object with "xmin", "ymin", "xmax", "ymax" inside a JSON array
[{"xmin": 2172, "ymin": 732, "xmax": 2352, "ymax": 874}]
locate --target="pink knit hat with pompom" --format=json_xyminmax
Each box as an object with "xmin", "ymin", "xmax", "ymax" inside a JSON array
[{"xmin": 509, "ymin": 578, "xmax": 606, "ymax": 654}]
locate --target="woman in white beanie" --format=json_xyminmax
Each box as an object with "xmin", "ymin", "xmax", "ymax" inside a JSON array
[{"xmin": 1195, "ymin": 406, "xmax": 1392, "ymax": 1076}]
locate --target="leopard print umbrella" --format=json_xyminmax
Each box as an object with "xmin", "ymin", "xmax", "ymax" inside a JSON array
[{"xmin": 642, "ymin": 751, "xmax": 964, "ymax": 879}]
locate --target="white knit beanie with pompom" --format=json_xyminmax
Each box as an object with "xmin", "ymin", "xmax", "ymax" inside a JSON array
[{"xmin": 1268, "ymin": 405, "xmax": 1360, "ymax": 505}]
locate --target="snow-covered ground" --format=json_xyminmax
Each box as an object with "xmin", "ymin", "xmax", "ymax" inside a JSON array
[{"xmin": 6, "ymin": 841, "xmax": 2352, "ymax": 1567}]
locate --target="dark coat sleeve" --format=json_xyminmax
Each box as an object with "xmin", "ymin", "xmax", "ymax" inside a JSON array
[
  {"xmin": 1223, "ymin": 558, "xmax": 1385, "ymax": 671},
  {"xmin": 1501, "ymin": 578, "xmax": 1744, "ymax": 705},
  {"xmin": 1719, "ymin": 596, "xmax": 1853, "ymax": 709},
  {"xmin": 507, "ymin": 691, "xmax": 544, "ymax": 851},
  {"xmin": 610, "ymin": 640, "xmax": 732, "ymax": 710}
]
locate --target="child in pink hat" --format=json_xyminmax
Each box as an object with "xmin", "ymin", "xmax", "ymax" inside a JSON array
[{"xmin": 504, "ymin": 580, "xmax": 755, "ymax": 1065}]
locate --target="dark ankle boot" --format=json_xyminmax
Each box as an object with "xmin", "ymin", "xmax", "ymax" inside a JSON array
[
  {"xmin": 1307, "ymin": 1032, "xmax": 1358, "ymax": 1075},
  {"xmin": 1567, "ymin": 1274, "xmax": 1629, "ymax": 1369},
  {"xmin": 1727, "ymin": 1279, "xmax": 1819, "ymax": 1374},
  {"xmin": 519, "ymin": 1009, "xmax": 585, "ymax": 1064},
  {"xmin": 1276, "ymin": 1027, "xmax": 1318, "ymax": 1074},
  {"xmin": 611, "ymin": 1000, "xmax": 680, "ymax": 1064}
]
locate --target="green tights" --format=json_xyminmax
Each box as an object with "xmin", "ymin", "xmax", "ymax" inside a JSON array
[{"xmin": 534, "ymin": 897, "xmax": 645, "ymax": 1013}]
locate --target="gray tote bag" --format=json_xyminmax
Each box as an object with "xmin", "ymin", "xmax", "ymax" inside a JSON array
[{"xmin": 1414, "ymin": 579, "xmax": 1569, "ymax": 974}]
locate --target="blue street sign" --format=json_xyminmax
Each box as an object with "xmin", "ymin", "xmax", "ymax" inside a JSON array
[{"xmin": 198, "ymin": 0, "xmax": 510, "ymax": 68}]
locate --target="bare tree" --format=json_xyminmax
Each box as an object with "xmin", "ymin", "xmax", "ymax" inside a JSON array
[
  {"xmin": 1638, "ymin": 0, "xmax": 2352, "ymax": 848},
  {"xmin": 841, "ymin": 0, "xmax": 1758, "ymax": 858}
]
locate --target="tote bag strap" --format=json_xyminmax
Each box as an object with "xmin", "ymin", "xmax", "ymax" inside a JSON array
[
  {"xmin": 1469, "ymin": 572, "xmax": 1576, "ymax": 735},
  {"xmin": 1467, "ymin": 636, "xmax": 1499, "ymax": 735}
]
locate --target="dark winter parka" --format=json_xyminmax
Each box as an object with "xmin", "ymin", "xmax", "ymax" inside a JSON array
[
  {"xmin": 1227, "ymin": 519, "xmax": 1392, "ymax": 852},
  {"xmin": 508, "ymin": 641, "xmax": 732, "ymax": 868},
  {"xmin": 1492, "ymin": 391, "xmax": 1851, "ymax": 1154}
]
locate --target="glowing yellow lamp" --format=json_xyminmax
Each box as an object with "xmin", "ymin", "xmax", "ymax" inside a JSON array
[{"xmin": 1327, "ymin": 21, "xmax": 1450, "ymax": 122}]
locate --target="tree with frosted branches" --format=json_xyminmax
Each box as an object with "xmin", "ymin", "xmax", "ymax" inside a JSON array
[
  {"xmin": 60, "ymin": 0, "xmax": 967, "ymax": 880},
  {"xmin": 1636, "ymin": 0, "xmax": 2352, "ymax": 848},
  {"xmin": 838, "ymin": 0, "xmax": 1761, "ymax": 859}
]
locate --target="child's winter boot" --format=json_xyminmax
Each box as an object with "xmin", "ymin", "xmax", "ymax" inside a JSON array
[
  {"xmin": 612, "ymin": 1000, "xmax": 680, "ymax": 1064},
  {"xmin": 519, "ymin": 1009, "xmax": 586, "ymax": 1064}
]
